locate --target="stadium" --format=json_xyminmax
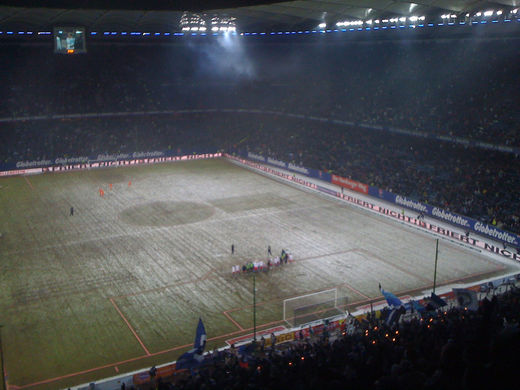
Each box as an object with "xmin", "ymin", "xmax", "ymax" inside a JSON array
[{"xmin": 0, "ymin": 0, "xmax": 519, "ymax": 389}]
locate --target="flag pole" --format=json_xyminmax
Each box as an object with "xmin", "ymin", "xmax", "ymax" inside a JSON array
[
  {"xmin": 253, "ymin": 274, "xmax": 257, "ymax": 341},
  {"xmin": 433, "ymin": 239, "xmax": 439, "ymax": 293}
]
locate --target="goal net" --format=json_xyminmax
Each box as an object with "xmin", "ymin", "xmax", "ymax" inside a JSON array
[{"xmin": 283, "ymin": 288, "xmax": 347, "ymax": 327}]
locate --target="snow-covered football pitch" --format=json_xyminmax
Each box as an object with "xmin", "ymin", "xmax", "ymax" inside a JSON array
[{"xmin": 0, "ymin": 157, "xmax": 517, "ymax": 389}]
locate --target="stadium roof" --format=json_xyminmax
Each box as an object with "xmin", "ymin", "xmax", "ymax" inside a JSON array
[{"xmin": 0, "ymin": 0, "xmax": 518, "ymax": 32}]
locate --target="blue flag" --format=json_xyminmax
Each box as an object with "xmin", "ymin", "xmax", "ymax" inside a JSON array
[
  {"xmin": 406, "ymin": 300, "xmax": 426, "ymax": 313},
  {"xmin": 193, "ymin": 317, "xmax": 207, "ymax": 353},
  {"xmin": 176, "ymin": 318, "xmax": 207, "ymax": 370},
  {"xmin": 381, "ymin": 289, "xmax": 403, "ymax": 308}
]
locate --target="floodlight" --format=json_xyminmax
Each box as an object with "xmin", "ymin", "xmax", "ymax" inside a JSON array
[
  {"xmin": 318, "ymin": 23, "xmax": 327, "ymax": 29},
  {"xmin": 483, "ymin": 11, "xmax": 493, "ymax": 17}
]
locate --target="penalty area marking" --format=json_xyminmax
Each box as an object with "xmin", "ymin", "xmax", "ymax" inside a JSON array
[
  {"xmin": 11, "ymin": 265, "xmax": 505, "ymax": 389},
  {"xmin": 11, "ymin": 319, "xmax": 289, "ymax": 389},
  {"xmin": 111, "ymin": 248, "xmax": 360, "ymax": 300},
  {"xmin": 109, "ymin": 298, "xmax": 151, "ymax": 356},
  {"xmin": 356, "ymin": 248, "xmax": 433, "ymax": 285},
  {"xmin": 223, "ymin": 310, "xmax": 244, "ymax": 331}
]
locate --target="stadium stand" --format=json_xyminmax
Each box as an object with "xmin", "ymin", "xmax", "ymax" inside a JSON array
[
  {"xmin": 1, "ymin": 38, "xmax": 519, "ymax": 235},
  {"xmin": 129, "ymin": 284, "xmax": 520, "ymax": 390},
  {"xmin": 1, "ymin": 41, "xmax": 519, "ymax": 145},
  {"xmin": 2, "ymin": 6, "xmax": 520, "ymax": 389}
]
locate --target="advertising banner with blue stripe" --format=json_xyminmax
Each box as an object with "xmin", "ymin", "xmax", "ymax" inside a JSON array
[
  {"xmin": 369, "ymin": 187, "xmax": 520, "ymax": 248},
  {"xmin": 0, "ymin": 149, "xmax": 219, "ymax": 177},
  {"xmin": 244, "ymin": 152, "xmax": 520, "ymax": 248},
  {"xmin": 246, "ymin": 152, "xmax": 331, "ymax": 182}
]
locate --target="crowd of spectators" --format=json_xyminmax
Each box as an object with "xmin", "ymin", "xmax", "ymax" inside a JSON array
[
  {"xmin": 241, "ymin": 115, "xmax": 520, "ymax": 235},
  {"xmin": 145, "ymin": 286, "xmax": 520, "ymax": 390},
  {"xmin": 0, "ymin": 115, "xmax": 221, "ymax": 162},
  {"xmin": 1, "ymin": 35, "xmax": 519, "ymax": 235},
  {"xmin": 2, "ymin": 26, "xmax": 520, "ymax": 390},
  {"xmin": 1, "ymin": 37, "xmax": 519, "ymax": 144}
]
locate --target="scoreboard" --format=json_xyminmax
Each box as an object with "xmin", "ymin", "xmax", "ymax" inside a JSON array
[{"xmin": 54, "ymin": 27, "xmax": 86, "ymax": 54}]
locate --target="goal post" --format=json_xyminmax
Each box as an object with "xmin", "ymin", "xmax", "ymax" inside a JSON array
[{"xmin": 283, "ymin": 288, "xmax": 347, "ymax": 327}]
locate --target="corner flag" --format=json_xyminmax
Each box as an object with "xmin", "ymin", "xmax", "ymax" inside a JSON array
[{"xmin": 176, "ymin": 318, "xmax": 207, "ymax": 370}]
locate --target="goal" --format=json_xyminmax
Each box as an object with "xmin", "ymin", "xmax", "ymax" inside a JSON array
[{"xmin": 283, "ymin": 288, "xmax": 347, "ymax": 327}]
